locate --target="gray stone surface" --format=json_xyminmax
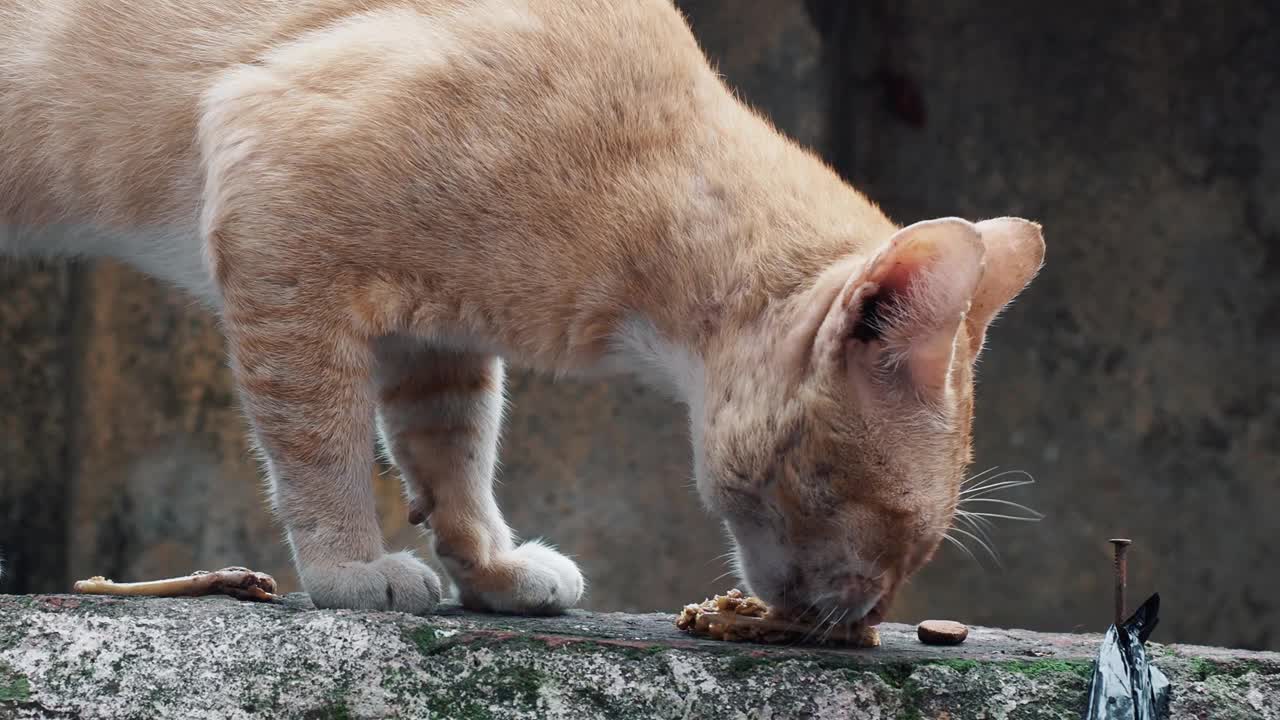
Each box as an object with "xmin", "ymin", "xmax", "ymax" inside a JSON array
[{"xmin": 3, "ymin": 593, "xmax": 1278, "ymax": 720}]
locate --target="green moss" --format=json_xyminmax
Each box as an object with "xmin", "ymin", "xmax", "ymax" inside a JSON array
[
  {"xmin": 0, "ymin": 663, "xmax": 31, "ymax": 703},
  {"xmin": 574, "ymin": 685, "xmax": 612, "ymax": 711},
  {"xmin": 501, "ymin": 665, "xmax": 546, "ymax": 706},
  {"xmin": 928, "ymin": 659, "xmax": 979, "ymax": 673},
  {"xmin": 406, "ymin": 625, "xmax": 441, "ymax": 655},
  {"xmin": 863, "ymin": 657, "xmax": 1093, "ymax": 682},
  {"xmin": 302, "ymin": 700, "xmax": 353, "ymax": 720},
  {"xmin": 870, "ymin": 662, "xmax": 917, "ymax": 689},
  {"xmin": 432, "ymin": 701, "xmax": 493, "ymax": 720},
  {"xmin": 1190, "ymin": 658, "xmax": 1279, "ymax": 681},
  {"xmin": 897, "ymin": 677, "xmax": 925, "ymax": 720},
  {"xmin": 996, "ymin": 659, "xmax": 1094, "ymax": 681},
  {"xmin": 424, "ymin": 671, "xmax": 496, "ymax": 720},
  {"xmin": 417, "ymin": 659, "xmax": 546, "ymax": 718},
  {"xmin": 619, "ymin": 644, "xmax": 668, "ymax": 659},
  {"xmin": 724, "ymin": 655, "xmax": 768, "ymax": 678}
]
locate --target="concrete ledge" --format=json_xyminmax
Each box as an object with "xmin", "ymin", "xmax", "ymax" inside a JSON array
[{"xmin": 1, "ymin": 594, "xmax": 1277, "ymax": 719}]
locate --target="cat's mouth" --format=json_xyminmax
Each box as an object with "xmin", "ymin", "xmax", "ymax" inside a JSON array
[
  {"xmin": 862, "ymin": 597, "xmax": 890, "ymax": 626},
  {"xmin": 771, "ymin": 594, "xmax": 890, "ymax": 628}
]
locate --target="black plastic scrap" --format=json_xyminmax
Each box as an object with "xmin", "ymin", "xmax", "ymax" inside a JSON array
[{"xmin": 1084, "ymin": 593, "xmax": 1171, "ymax": 720}]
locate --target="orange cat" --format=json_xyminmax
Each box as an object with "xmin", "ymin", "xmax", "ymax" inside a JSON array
[{"xmin": 0, "ymin": 0, "xmax": 1044, "ymax": 620}]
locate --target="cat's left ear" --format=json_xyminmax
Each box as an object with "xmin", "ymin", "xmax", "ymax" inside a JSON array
[
  {"xmin": 966, "ymin": 217, "xmax": 1046, "ymax": 359},
  {"xmin": 813, "ymin": 217, "xmax": 986, "ymax": 397}
]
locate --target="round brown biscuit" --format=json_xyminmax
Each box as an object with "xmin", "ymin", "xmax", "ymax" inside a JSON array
[{"xmin": 917, "ymin": 619, "xmax": 968, "ymax": 645}]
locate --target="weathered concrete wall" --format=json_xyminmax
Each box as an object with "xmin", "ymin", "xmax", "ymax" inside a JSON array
[
  {"xmin": 1, "ymin": 0, "xmax": 1277, "ymax": 652},
  {"xmin": 0, "ymin": 264, "xmax": 77, "ymax": 594},
  {"xmin": 829, "ymin": 0, "xmax": 1280, "ymax": 651},
  {"xmin": 3, "ymin": 593, "xmax": 1279, "ymax": 719}
]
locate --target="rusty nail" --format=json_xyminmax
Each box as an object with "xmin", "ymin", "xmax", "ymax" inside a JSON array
[{"xmin": 1108, "ymin": 538, "xmax": 1132, "ymax": 626}]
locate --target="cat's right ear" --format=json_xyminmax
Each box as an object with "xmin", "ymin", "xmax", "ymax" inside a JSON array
[{"xmin": 813, "ymin": 218, "xmax": 986, "ymax": 399}]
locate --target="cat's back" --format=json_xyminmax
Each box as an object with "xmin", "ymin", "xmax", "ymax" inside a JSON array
[
  {"xmin": 0, "ymin": 0, "xmax": 726, "ymax": 308},
  {"xmin": 0, "ymin": 0, "xmax": 707, "ymax": 228},
  {"xmin": 0, "ymin": 0, "xmax": 419, "ymax": 227}
]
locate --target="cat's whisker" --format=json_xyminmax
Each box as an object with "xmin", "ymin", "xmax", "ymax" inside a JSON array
[
  {"xmin": 816, "ymin": 607, "xmax": 841, "ymax": 641},
  {"xmin": 962, "ymin": 466, "xmax": 1034, "ymax": 486},
  {"xmin": 955, "ymin": 509, "xmax": 997, "ymax": 532},
  {"xmin": 961, "ymin": 465, "xmax": 1001, "ymax": 487},
  {"xmin": 706, "ymin": 550, "xmax": 738, "ymax": 567},
  {"xmin": 948, "ymin": 526, "xmax": 1002, "ymax": 566},
  {"xmin": 962, "ymin": 510, "xmax": 1042, "ymax": 523},
  {"xmin": 959, "ymin": 478, "xmax": 1035, "ymax": 498},
  {"xmin": 797, "ymin": 611, "xmax": 823, "ymax": 646},
  {"xmin": 960, "ymin": 468, "xmax": 1034, "ymax": 493},
  {"xmin": 784, "ymin": 603, "xmax": 819, "ymax": 647},
  {"xmin": 953, "ymin": 517, "xmax": 991, "ymax": 549},
  {"xmin": 961, "ymin": 468, "xmax": 1017, "ymax": 492},
  {"xmin": 942, "ymin": 533, "xmax": 980, "ymax": 565},
  {"xmin": 957, "ymin": 515, "xmax": 993, "ymax": 548},
  {"xmin": 960, "ymin": 497, "xmax": 1044, "ymax": 519},
  {"xmin": 802, "ymin": 607, "xmax": 838, "ymax": 645},
  {"xmin": 960, "ymin": 475, "xmax": 1035, "ymax": 497},
  {"xmin": 954, "ymin": 512, "xmax": 997, "ymax": 553},
  {"xmin": 786, "ymin": 600, "xmax": 820, "ymax": 647},
  {"xmin": 820, "ymin": 609, "xmax": 850, "ymax": 645},
  {"xmin": 709, "ymin": 568, "xmax": 738, "ymax": 586}
]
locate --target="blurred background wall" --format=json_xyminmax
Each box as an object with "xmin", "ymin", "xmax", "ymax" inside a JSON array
[{"xmin": 1, "ymin": 0, "xmax": 1277, "ymax": 650}]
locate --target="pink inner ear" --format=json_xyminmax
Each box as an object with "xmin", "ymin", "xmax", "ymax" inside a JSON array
[
  {"xmin": 867, "ymin": 233, "xmax": 942, "ymax": 291},
  {"xmin": 874, "ymin": 256, "xmax": 921, "ymax": 297},
  {"xmin": 837, "ymin": 218, "xmax": 987, "ymax": 397}
]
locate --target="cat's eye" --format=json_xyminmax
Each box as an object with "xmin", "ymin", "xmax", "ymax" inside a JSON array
[{"xmin": 718, "ymin": 484, "xmax": 765, "ymax": 518}]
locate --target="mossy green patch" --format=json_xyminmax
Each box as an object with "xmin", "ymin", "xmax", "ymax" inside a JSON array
[
  {"xmin": 501, "ymin": 665, "xmax": 546, "ymax": 706},
  {"xmin": 870, "ymin": 662, "xmax": 917, "ymax": 689},
  {"xmin": 996, "ymin": 659, "xmax": 1094, "ymax": 681},
  {"xmin": 406, "ymin": 625, "xmax": 441, "ymax": 655},
  {"xmin": 0, "ymin": 662, "xmax": 31, "ymax": 703},
  {"xmin": 301, "ymin": 700, "xmax": 353, "ymax": 720},
  {"xmin": 1190, "ymin": 658, "xmax": 1280, "ymax": 681},
  {"xmin": 575, "ymin": 685, "xmax": 612, "ymax": 711},
  {"xmin": 430, "ymin": 700, "xmax": 493, "ymax": 720},
  {"xmin": 867, "ymin": 657, "xmax": 1092, "ymax": 682},
  {"xmin": 1190, "ymin": 658, "xmax": 1215, "ymax": 681},
  {"xmin": 724, "ymin": 655, "xmax": 770, "ymax": 678},
  {"xmin": 420, "ymin": 659, "xmax": 547, "ymax": 718},
  {"xmin": 928, "ymin": 659, "xmax": 980, "ymax": 674},
  {"xmin": 616, "ymin": 644, "xmax": 667, "ymax": 660}
]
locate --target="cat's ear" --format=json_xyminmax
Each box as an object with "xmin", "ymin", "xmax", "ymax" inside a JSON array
[
  {"xmin": 966, "ymin": 217, "xmax": 1045, "ymax": 358},
  {"xmin": 815, "ymin": 218, "xmax": 985, "ymax": 397}
]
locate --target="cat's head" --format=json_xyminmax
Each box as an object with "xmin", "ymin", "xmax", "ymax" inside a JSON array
[{"xmin": 698, "ymin": 216, "xmax": 1044, "ymax": 624}]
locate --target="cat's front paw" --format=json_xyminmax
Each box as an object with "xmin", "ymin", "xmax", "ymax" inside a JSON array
[
  {"xmin": 456, "ymin": 541, "xmax": 585, "ymax": 615},
  {"xmin": 301, "ymin": 551, "xmax": 442, "ymax": 615}
]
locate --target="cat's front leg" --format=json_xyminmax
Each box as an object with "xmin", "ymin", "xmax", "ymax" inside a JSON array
[
  {"xmin": 216, "ymin": 279, "xmax": 442, "ymax": 614},
  {"xmin": 374, "ymin": 338, "xmax": 584, "ymax": 615}
]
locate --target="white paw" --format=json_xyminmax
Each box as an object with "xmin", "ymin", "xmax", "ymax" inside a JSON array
[
  {"xmin": 302, "ymin": 551, "xmax": 442, "ymax": 614},
  {"xmin": 459, "ymin": 540, "xmax": 585, "ymax": 615}
]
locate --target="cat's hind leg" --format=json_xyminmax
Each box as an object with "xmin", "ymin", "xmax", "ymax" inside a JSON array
[{"xmin": 374, "ymin": 337, "xmax": 585, "ymax": 615}]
